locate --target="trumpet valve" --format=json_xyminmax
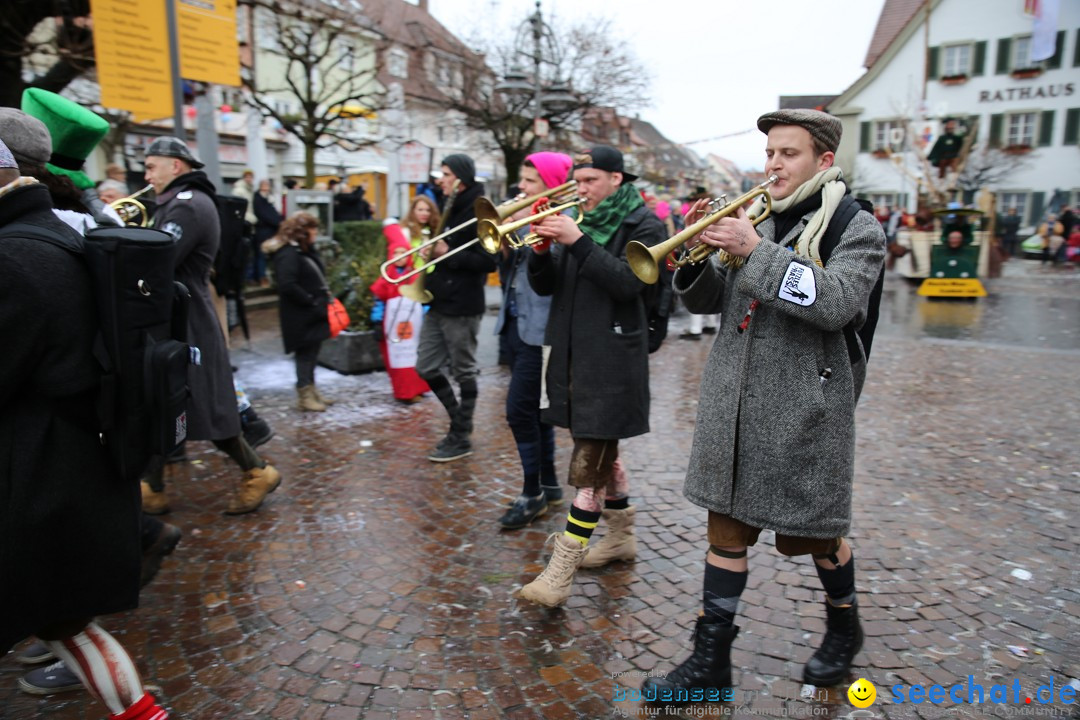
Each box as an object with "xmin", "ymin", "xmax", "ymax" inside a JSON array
[{"xmin": 706, "ymin": 196, "xmax": 729, "ymax": 214}]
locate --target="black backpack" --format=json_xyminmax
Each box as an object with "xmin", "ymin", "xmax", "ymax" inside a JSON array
[
  {"xmin": 818, "ymin": 195, "xmax": 885, "ymax": 364},
  {"xmin": 0, "ymin": 223, "xmax": 196, "ymax": 481}
]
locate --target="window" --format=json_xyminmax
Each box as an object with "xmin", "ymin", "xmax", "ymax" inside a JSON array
[
  {"xmin": 999, "ymin": 192, "xmax": 1027, "ymax": 218},
  {"xmin": 438, "ymin": 64, "xmax": 451, "ymax": 86},
  {"xmin": 942, "ymin": 43, "xmax": 972, "ymax": 76},
  {"xmin": 871, "ymin": 193, "xmax": 897, "ymax": 210},
  {"xmin": 388, "ymin": 48, "xmax": 408, "ymax": 79},
  {"xmin": 873, "ymin": 120, "xmax": 904, "ymax": 150},
  {"xmin": 1013, "ymin": 35, "xmax": 1033, "ymax": 70},
  {"xmin": 1006, "ymin": 112, "xmax": 1037, "ymax": 146}
]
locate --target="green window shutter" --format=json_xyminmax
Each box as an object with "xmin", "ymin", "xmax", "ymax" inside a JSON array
[
  {"xmin": 1046, "ymin": 30, "xmax": 1066, "ymax": 69},
  {"xmin": 1038, "ymin": 110, "xmax": 1055, "ymax": 146},
  {"xmin": 859, "ymin": 121, "xmax": 871, "ymax": 152},
  {"xmin": 899, "ymin": 192, "xmax": 909, "ymax": 210},
  {"xmin": 1029, "ymin": 191, "xmax": 1045, "ymax": 225},
  {"xmin": 1074, "ymin": 28, "xmax": 1080, "ymax": 66},
  {"xmin": 972, "ymin": 41, "xmax": 987, "ymax": 76},
  {"xmin": 928, "ymin": 46, "xmax": 940, "ymax": 79},
  {"xmin": 996, "ymin": 38, "xmax": 1012, "ymax": 74},
  {"xmin": 1064, "ymin": 108, "xmax": 1080, "ymax": 145},
  {"xmin": 989, "ymin": 113, "xmax": 1004, "ymax": 148}
]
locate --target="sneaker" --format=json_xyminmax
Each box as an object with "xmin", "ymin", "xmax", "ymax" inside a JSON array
[
  {"xmin": 141, "ymin": 522, "xmax": 183, "ymax": 588},
  {"xmin": 428, "ymin": 436, "xmax": 472, "ymax": 463},
  {"xmin": 16, "ymin": 640, "xmax": 54, "ymax": 665},
  {"xmin": 499, "ymin": 494, "xmax": 548, "ymax": 529},
  {"xmin": 19, "ymin": 661, "xmax": 83, "ymax": 695}
]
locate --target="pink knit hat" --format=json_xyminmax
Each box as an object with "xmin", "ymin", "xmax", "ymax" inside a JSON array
[{"xmin": 525, "ymin": 151, "xmax": 572, "ymax": 190}]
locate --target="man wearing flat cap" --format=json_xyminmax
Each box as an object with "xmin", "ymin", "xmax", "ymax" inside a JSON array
[
  {"xmin": 517, "ymin": 144, "xmax": 666, "ymax": 609},
  {"xmin": 415, "ymin": 153, "xmax": 496, "ymax": 462},
  {"xmin": 644, "ymin": 109, "xmax": 885, "ymax": 698},
  {"xmin": 140, "ymin": 137, "xmax": 281, "ymax": 516}
]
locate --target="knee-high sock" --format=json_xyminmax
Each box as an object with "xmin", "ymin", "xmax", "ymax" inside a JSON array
[
  {"xmin": 564, "ymin": 487, "xmax": 603, "ymax": 546},
  {"xmin": 424, "ymin": 373, "xmax": 459, "ymax": 418},
  {"xmin": 453, "ymin": 378, "xmax": 478, "ymax": 435},
  {"xmin": 43, "ymin": 623, "xmax": 146, "ymax": 715},
  {"xmin": 814, "ymin": 553, "xmax": 857, "ymax": 606},
  {"xmin": 516, "ymin": 440, "xmax": 542, "ymax": 497},
  {"xmin": 539, "ymin": 424, "xmax": 557, "ymax": 487},
  {"xmin": 703, "ymin": 562, "xmax": 748, "ymax": 627}
]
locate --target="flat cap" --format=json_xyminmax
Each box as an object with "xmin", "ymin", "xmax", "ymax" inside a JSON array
[
  {"xmin": 0, "ymin": 108, "xmax": 52, "ymax": 167},
  {"xmin": 757, "ymin": 109, "xmax": 842, "ymax": 153},
  {"xmin": 146, "ymin": 136, "xmax": 204, "ymax": 169}
]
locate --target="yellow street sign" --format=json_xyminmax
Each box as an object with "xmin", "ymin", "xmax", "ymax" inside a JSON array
[
  {"xmin": 917, "ymin": 278, "xmax": 987, "ymax": 298},
  {"xmin": 90, "ymin": 0, "xmax": 174, "ymax": 121},
  {"xmin": 177, "ymin": 0, "xmax": 241, "ymax": 87}
]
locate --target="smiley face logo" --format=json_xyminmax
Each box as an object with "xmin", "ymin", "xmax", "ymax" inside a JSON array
[{"xmin": 847, "ymin": 678, "xmax": 877, "ymax": 708}]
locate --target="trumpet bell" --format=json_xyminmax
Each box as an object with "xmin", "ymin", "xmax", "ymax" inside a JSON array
[{"xmin": 626, "ymin": 242, "xmax": 663, "ymax": 284}]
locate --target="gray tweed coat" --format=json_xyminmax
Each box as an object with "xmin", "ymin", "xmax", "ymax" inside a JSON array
[{"xmin": 673, "ymin": 203, "xmax": 885, "ymax": 539}]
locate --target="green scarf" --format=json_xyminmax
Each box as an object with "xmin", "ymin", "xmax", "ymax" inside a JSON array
[{"xmin": 578, "ymin": 183, "xmax": 643, "ymax": 246}]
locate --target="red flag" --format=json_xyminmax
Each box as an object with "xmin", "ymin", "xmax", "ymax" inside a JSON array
[{"xmin": 1024, "ymin": 0, "xmax": 1038, "ymax": 16}]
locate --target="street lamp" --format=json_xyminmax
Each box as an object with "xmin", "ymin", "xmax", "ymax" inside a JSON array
[{"xmin": 497, "ymin": 0, "xmax": 574, "ymax": 138}]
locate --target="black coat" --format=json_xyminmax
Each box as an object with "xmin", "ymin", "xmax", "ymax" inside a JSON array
[
  {"xmin": 270, "ymin": 243, "xmax": 331, "ymax": 353},
  {"xmin": 426, "ymin": 182, "xmax": 496, "ymax": 316},
  {"xmin": 335, "ymin": 189, "xmax": 372, "ymax": 221},
  {"xmin": 153, "ymin": 171, "xmax": 240, "ymax": 441},
  {"xmin": 0, "ymin": 184, "xmax": 140, "ymax": 652},
  {"xmin": 253, "ymin": 191, "xmax": 282, "ymax": 244},
  {"xmin": 528, "ymin": 204, "xmax": 666, "ymax": 439}
]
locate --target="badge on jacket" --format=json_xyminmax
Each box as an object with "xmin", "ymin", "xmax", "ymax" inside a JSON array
[
  {"xmin": 177, "ymin": 191, "xmax": 193, "ymax": 200},
  {"xmin": 778, "ymin": 261, "xmax": 816, "ymax": 306}
]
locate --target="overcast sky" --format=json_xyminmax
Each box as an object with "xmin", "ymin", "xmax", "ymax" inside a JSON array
[{"xmin": 429, "ymin": 0, "xmax": 888, "ymax": 172}]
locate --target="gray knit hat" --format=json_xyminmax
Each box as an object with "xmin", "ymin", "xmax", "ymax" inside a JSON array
[
  {"xmin": 440, "ymin": 153, "xmax": 475, "ymax": 186},
  {"xmin": 757, "ymin": 109, "xmax": 842, "ymax": 153},
  {"xmin": 0, "ymin": 108, "xmax": 52, "ymax": 166}
]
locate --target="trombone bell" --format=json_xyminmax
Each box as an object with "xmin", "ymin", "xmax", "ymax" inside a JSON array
[{"xmin": 477, "ymin": 197, "xmax": 584, "ymax": 254}]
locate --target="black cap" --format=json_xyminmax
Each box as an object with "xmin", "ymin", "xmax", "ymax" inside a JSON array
[
  {"xmin": 145, "ymin": 136, "xmax": 204, "ymax": 169},
  {"xmin": 572, "ymin": 145, "xmax": 637, "ymax": 183}
]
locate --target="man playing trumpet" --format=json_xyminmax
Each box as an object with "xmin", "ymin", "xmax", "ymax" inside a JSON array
[
  {"xmin": 518, "ymin": 145, "xmax": 665, "ymax": 607},
  {"xmin": 644, "ymin": 110, "xmax": 886, "ymax": 697}
]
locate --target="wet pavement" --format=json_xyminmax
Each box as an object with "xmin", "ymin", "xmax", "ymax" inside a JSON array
[{"xmin": 2, "ymin": 260, "xmax": 1078, "ymax": 720}]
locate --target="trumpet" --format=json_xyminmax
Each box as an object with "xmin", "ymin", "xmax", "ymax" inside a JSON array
[
  {"xmin": 626, "ymin": 175, "xmax": 779, "ymax": 284},
  {"xmin": 379, "ymin": 181, "xmax": 579, "ymax": 287},
  {"xmin": 477, "ymin": 196, "xmax": 584, "ymax": 254},
  {"xmin": 108, "ymin": 185, "xmax": 154, "ymax": 227}
]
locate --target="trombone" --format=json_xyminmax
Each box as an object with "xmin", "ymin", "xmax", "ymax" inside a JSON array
[
  {"xmin": 477, "ymin": 195, "xmax": 584, "ymax": 254},
  {"xmin": 626, "ymin": 175, "xmax": 779, "ymax": 284},
  {"xmin": 108, "ymin": 185, "xmax": 154, "ymax": 227},
  {"xmin": 378, "ymin": 180, "xmax": 578, "ymax": 287}
]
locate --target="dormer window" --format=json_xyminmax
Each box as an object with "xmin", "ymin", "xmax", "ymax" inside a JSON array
[{"xmin": 388, "ymin": 47, "xmax": 409, "ymax": 79}]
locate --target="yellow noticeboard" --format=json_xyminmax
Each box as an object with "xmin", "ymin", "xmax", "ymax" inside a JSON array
[
  {"xmin": 177, "ymin": 0, "xmax": 241, "ymax": 87},
  {"xmin": 917, "ymin": 278, "xmax": 988, "ymax": 298},
  {"xmin": 91, "ymin": 0, "xmax": 174, "ymax": 121}
]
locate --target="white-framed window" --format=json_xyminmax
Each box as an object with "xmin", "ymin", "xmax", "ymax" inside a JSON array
[
  {"xmin": 1005, "ymin": 111, "xmax": 1037, "ymax": 146},
  {"xmin": 999, "ymin": 191, "xmax": 1028, "ymax": 218},
  {"xmin": 1013, "ymin": 35, "xmax": 1033, "ymax": 70},
  {"xmin": 437, "ymin": 64, "xmax": 451, "ymax": 86},
  {"xmin": 942, "ymin": 43, "xmax": 972, "ymax": 76},
  {"xmin": 388, "ymin": 47, "xmax": 408, "ymax": 79},
  {"xmin": 870, "ymin": 193, "xmax": 897, "ymax": 210},
  {"xmin": 873, "ymin": 120, "xmax": 904, "ymax": 150}
]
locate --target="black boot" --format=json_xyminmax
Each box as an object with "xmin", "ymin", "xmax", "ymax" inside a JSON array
[
  {"xmin": 803, "ymin": 601, "xmax": 864, "ymax": 686},
  {"xmin": 240, "ymin": 406, "xmax": 274, "ymax": 449},
  {"xmin": 642, "ymin": 618, "xmax": 737, "ymax": 701},
  {"xmin": 424, "ymin": 374, "xmax": 459, "ymax": 451}
]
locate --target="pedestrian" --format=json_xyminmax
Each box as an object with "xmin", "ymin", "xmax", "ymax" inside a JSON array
[
  {"xmin": 0, "ymin": 136, "xmax": 171, "ymax": 719},
  {"xmin": 140, "ymin": 137, "xmax": 281, "ymax": 516},
  {"xmin": 370, "ymin": 221, "xmax": 430, "ymax": 404},
  {"xmin": 403, "ymin": 194, "xmax": 440, "ymax": 245},
  {"xmin": 252, "ymin": 178, "xmax": 282, "ymax": 286},
  {"xmin": 97, "ymin": 178, "xmax": 129, "ymax": 206},
  {"xmin": 998, "ymin": 207, "xmax": 1021, "ymax": 258},
  {"xmin": 262, "ymin": 212, "xmax": 335, "ymax": 412},
  {"xmin": 335, "ymin": 182, "xmax": 373, "ymax": 221},
  {"xmin": 644, "ymin": 109, "xmax": 885, "ymax": 696},
  {"xmin": 495, "ymin": 151, "xmax": 571, "ymax": 530},
  {"xmin": 518, "ymin": 145, "xmax": 666, "ymax": 607},
  {"xmin": 415, "ymin": 154, "xmax": 497, "ymax": 462}
]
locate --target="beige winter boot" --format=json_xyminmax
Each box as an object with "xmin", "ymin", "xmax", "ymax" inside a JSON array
[
  {"xmin": 580, "ymin": 506, "xmax": 637, "ymax": 568},
  {"xmin": 313, "ymin": 385, "xmax": 336, "ymax": 405},
  {"xmin": 141, "ymin": 480, "xmax": 171, "ymax": 515},
  {"xmin": 225, "ymin": 464, "xmax": 282, "ymax": 515},
  {"xmin": 519, "ymin": 534, "xmax": 588, "ymax": 607},
  {"xmin": 297, "ymin": 385, "xmax": 327, "ymax": 412}
]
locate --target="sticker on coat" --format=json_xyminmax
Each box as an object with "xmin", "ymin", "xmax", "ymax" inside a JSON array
[{"xmin": 778, "ymin": 261, "xmax": 816, "ymax": 306}]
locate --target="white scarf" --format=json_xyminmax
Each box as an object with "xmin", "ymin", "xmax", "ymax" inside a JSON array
[{"xmin": 719, "ymin": 167, "xmax": 846, "ymax": 269}]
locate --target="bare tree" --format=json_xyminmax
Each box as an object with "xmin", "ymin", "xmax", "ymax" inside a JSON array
[
  {"xmin": 239, "ymin": 0, "xmax": 386, "ymax": 184},
  {"xmin": 0, "ymin": 0, "xmax": 94, "ymax": 108},
  {"xmin": 955, "ymin": 146, "xmax": 1033, "ymax": 194},
  {"xmin": 442, "ymin": 16, "xmax": 650, "ymax": 188}
]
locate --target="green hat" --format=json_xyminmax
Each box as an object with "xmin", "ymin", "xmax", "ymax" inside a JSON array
[{"xmin": 21, "ymin": 88, "xmax": 109, "ymax": 190}]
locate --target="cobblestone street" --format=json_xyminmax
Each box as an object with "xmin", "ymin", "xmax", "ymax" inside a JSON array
[{"xmin": 2, "ymin": 264, "xmax": 1077, "ymax": 720}]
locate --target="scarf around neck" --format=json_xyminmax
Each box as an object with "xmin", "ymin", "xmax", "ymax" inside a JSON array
[
  {"xmin": 716, "ymin": 167, "xmax": 845, "ymax": 270},
  {"xmin": 578, "ymin": 183, "xmax": 643, "ymax": 246}
]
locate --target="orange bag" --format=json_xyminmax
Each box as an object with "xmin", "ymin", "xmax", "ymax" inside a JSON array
[{"xmin": 327, "ymin": 298, "xmax": 350, "ymax": 338}]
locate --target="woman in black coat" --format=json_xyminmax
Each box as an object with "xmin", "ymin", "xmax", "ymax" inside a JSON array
[
  {"xmin": 263, "ymin": 212, "xmax": 332, "ymax": 411},
  {"xmin": 252, "ymin": 179, "xmax": 282, "ymax": 285}
]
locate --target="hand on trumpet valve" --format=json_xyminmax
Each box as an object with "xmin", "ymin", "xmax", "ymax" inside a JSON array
[
  {"xmin": 529, "ymin": 212, "xmax": 582, "ymax": 247},
  {"xmin": 683, "ymin": 198, "xmax": 712, "ymax": 250},
  {"xmin": 699, "ymin": 206, "xmax": 760, "ymax": 258}
]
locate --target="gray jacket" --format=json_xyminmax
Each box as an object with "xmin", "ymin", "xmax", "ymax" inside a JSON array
[
  {"xmin": 673, "ymin": 202, "xmax": 885, "ymax": 538},
  {"xmin": 494, "ymin": 248, "xmax": 551, "ymax": 346}
]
